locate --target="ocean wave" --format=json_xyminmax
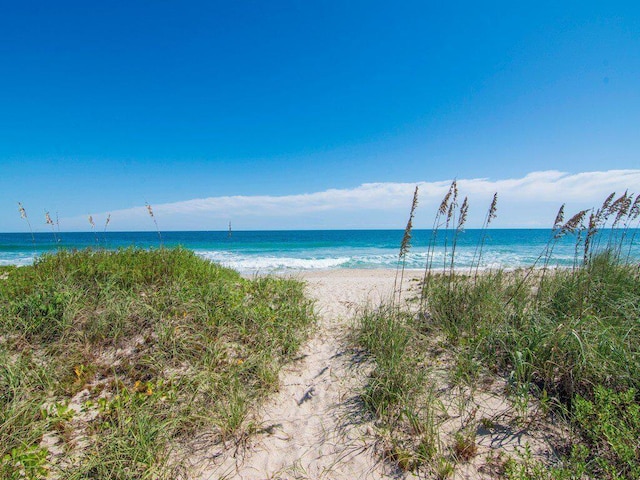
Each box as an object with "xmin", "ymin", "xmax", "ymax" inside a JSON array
[
  {"xmin": 195, "ymin": 250, "xmax": 351, "ymax": 272},
  {"xmin": 192, "ymin": 246, "xmax": 588, "ymax": 273},
  {"xmin": 0, "ymin": 255, "xmax": 36, "ymax": 267}
]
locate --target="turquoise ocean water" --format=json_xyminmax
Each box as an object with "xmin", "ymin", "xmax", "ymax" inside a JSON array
[{"xmin": 1, "ymin": 230, "xmax": 638, "ymax": 274}]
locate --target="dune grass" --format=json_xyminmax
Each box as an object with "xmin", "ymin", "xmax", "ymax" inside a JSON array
[
  {"xmin": 0, "ymin": 247, "xmax": 314, "ymax": 479},
  {"xmin": 354, "ymin": 188, "xmax": 640, "ymax": 479}
]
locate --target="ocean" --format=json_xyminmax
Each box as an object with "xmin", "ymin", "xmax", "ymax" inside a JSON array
[{"xmin": 0, "ymin": 229, "xmax": 637, "ymax": 274}]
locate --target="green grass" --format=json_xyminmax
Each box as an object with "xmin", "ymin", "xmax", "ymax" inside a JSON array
[
  {"xmin": 353, "ymin": 185, "xmax": 639, "ymax": 478},
  {"xmin": 0, "ymin": 248, "xmax": 314, "ymax": 479},
  {"xmin": 354, "ymin": 255, "xmax": 640, "ymax": 479},
  {"xmin": 427, "ymin": 255, "xmax": 640, "ymax": 401},
  {"xmin": 426, "ymin": 255, "xmax": 640, "ymax": 478},
  {"xmin": 355, "ymin": 305, "xmax": 441, "ymax": 473}
]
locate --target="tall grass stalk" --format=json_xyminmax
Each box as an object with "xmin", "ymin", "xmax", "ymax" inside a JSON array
[
  {"xmin": 448, "ymin": 196, "xmax": 468, "ymax": 287},
  {"xmin": 470, "ymin": 193, "xmax": 497, "ymax": 280},
  {"xmin": 103, "ymin": 213, "xmax": 111, "ymax": 245},
  {"xmin": 17, "ymin": 202, "xmax": 36, "ymax": 253},
  {"xmin": 394, "ymin": 186, "xmax": 418, "ymax": 306},
  {"xmin": 146, "ymin": 203, "xmax": 163, "ymax": 246},
  {"xmin": 585, "ymin": 192, "xmax": 616, "ymax": 257},
  {"xmin": 420, "ymin": 181, "xmax": 456, "ymax": 308},
  {"xmin": 607, "ymin": 191, "xmax": 630, "ymax": 251},
  {"xmin": 45, "ymin": 210, "xmax": 59, "ymax": 244},
  {"xmin": 88, "ymin": 214, "xmax": 98, "ymax": 244},
  {"xmin": 512, "ymin": 208, "xmax": 589, "ymax": 307},
  {"xmin": 442, "ymin": 181, "xmax": 458, "ymax": 274},
  {"xmin": 624, "ymin": 194, "xmax": 640, "ymax": 262}
]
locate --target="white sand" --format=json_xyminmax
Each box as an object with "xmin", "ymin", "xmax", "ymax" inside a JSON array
[
  {"xmin": 190, "ymin": 268, "xmax": 561, "ymax": 479},
  {"xmin": 191, "ymin": 269, "xmax": 423, "ymax": 480}
]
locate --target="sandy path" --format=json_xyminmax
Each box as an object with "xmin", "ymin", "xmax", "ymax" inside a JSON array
[{"xmin": 193, "ymin": 269, "xmax": 423, "ymax": 480}]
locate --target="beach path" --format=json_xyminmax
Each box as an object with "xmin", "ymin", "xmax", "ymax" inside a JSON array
[{"xmin": 192, "ymin": 269, "xmax": 422, "ymax": 480}]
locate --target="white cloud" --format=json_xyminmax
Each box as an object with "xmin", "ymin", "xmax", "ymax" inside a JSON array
[{"xmin": 62, "ymin": 169, "xmax": 640, "ymax": 230}]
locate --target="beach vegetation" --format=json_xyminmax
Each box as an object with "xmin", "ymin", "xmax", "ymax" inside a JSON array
[
  {"xmin": 354, "ymin": 189, "xmax": 640, "ymax": 478},
  {"xmin": 0, "ymin": 247, "xmax": 314, "ymax": 478}
]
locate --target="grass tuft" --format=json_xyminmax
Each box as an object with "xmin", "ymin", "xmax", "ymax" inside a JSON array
[
  {"xmin": 0, "ymin": 247, "xmax": 314, "ymax": 478},
  {"xmin": 355, "ymin": 189, "xmax": 640, "ymax": 478}
]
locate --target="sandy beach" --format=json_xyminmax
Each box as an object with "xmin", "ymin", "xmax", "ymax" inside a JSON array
[
  {"xmin": 191, "ymin": 269, "xmax": 424, "ymax": 479},
  {"xmin": 190, "ymin": 267, "xmax": 564, "ymax": 480}
]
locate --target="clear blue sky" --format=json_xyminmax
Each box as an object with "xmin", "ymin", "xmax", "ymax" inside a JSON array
[{"xmin": 1, "ymin": 1, "xmax": 639, "ymax": 231}]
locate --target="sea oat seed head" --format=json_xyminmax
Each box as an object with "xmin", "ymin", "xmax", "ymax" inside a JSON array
[
  {"xmin": 488, "ymin": 193, "xmax": 498, "ymax": 223},
  {"xmin": 629, "ymin": 194, "xmax": 640, "ymax": 220},
  {"xmin": 438, "ymin": 183, "xmax": 454, "ymax": 216},
  {"xmin": 560, "ymin": 209, "xmax": 589, "ymax": 235},
  {"xmin": 400, "ymin": 186, "xmax": 419, "ymax": 258},
  {"xmin": 553, "ymin": 204, "xmax": 565, "ymax": 231},
  {"xmin": 600, "ymin": 192, "xmax": 616, "ymax": 215},
  {"xmin": 457, "ymin": 197, "xmax": 469, "ymax": 230}
]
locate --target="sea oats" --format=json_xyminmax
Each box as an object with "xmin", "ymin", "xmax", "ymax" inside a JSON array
[
  {"xmin": 553, "ymin": 204, "xmax": 565, "ymax": 232},
  {"xmin": 629, "ymin": 194, "xmax": 640, "ymax": 221},
  {"xmin": 146, "ymin": 202, "xmax": 163, "ymax": 244},
  {"xmin": 601, "ymin": 191, "xmax": 616, "ymax": 214},
  {"xmin": 399, "ymin": 186, "xmax": 419, "ymax": 258},
  {"xmin": 396, "ymin": 186, "xmax": 419, "ymax": 306},
  {"xmin": 438, "ymin": 181, "xmax": 455, "ymax": 216},
  {"xmin": 560, "ymin": 209, "xmax": 589, "ymax": 235},
  {"xmin": 611, "ymin": 191, "xmax": 631, "ymax": 228},
  {"xmin": 457, "ymin": 197, "xmax": 469, "ymax": 230},
  {"xmin": 487, "ymin": 192, "xmax": 498, "ymax": 224}
]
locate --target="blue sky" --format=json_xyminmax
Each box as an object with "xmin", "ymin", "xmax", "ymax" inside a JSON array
[{"xmin": 1, "ymin": 1, "xmax": 639, "ymax": 231}]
